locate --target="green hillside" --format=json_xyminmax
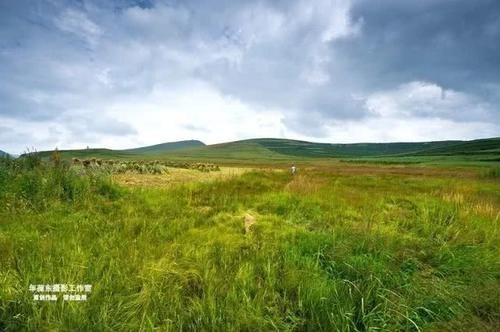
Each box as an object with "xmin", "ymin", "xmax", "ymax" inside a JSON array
[
  {"xmin": 409, "ymin": 137, "xmax": 500, "ymax": 156},
  {"xmin": 122, "ymin": 140, "xmax": 205, "ymax": 154},
  {"xmin": 339, "ymin": 138, "xmax": 500, "ymax": 166},
  {"xmin": 165, "ymin": 141, "xmax": 290, "ymax": 162},
  {"xmin": 241, "ymin": 138, "xmax": 462, "ymax": 157},
  {"xmin": 165, "ymin": 138, "xmax": 487, "ymax": 160},
  {"xmin": 32, "ymin": 137, "xmax": 500, "ymax": 165},
  {"xmin": 37, "ymin": 148, "xmax": 139, "ymax": 160},
  {"xmin": 0, "ymin": 150, "xmax": 10, "ymax": 158},
  {"xmin": 163, "ymin": 137, "xmax": 500, "ymax": 165},
  {"xmin": 36, "ymin": 140, "xmax": 206, "ymax": 160}
]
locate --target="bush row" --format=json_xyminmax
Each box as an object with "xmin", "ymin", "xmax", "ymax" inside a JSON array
[{"xmin": 71, "ymin": 158, "xmax": 220, "ymax": 174}]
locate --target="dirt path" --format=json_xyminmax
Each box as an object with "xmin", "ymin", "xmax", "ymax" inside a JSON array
[{"xmin": 244, "ymin": 213, "xmax": 256, "ymax": 234}]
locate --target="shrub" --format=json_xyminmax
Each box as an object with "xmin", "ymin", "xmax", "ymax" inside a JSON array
[
  {"xmin": 50, "ymin": 148, "xmax": 61, "ymax": 167},
  {"xmin": 0, "ymin": 152, "xmax": 122, "ymax": 212},
  {"xmin": 93, "ymin": 175, "xmax": 122, "ymax": 199},
  {"xmin": 15, "ymin": 168, "xmax": 44, "ymax": 209},
  {"xmin": 20, "ymin": 147, "xmax": 42, "ymax": 170}
]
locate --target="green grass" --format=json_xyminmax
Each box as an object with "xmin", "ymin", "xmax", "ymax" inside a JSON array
[
  {"xmin": 0, "ymin": 156, "xmax": 499, "ymax": 331},
  {"xmin": 340, "ymin": 155, "xmax": 500, "ymax": 168}
]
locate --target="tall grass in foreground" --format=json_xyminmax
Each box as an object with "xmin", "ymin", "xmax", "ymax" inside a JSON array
[
  {"xmin": 0, "ymin": 160, "xmax": 499, "ymax": 331},
  {"xmin": 0, "ymin": 153, "xmax": 121, "ymax": 212}
]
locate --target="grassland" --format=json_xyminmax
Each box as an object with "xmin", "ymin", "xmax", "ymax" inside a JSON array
[{"xmin": 0, "ymin": 153, "xmax": 499, "ymax": 331}]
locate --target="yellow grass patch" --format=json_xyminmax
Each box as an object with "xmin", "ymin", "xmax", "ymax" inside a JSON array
[
  {"xmin": 442, "ymin": 192, "xmax": 465, "ymax": 205},
  {"xmin": 471, "ymin": 202, "xmax": 499, "ymax": 219},
  {"xmin": 284, "ymin": 174, "xmax": 324, "ymax": 194},
  {"xmin": 112, "ymin": 167, "xmax": 253, "ymax": 187}
]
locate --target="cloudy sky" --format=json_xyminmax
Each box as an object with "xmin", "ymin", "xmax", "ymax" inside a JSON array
[{"xmin": 1, "ymin": 0, "xmax": 499, "ymax": 153}]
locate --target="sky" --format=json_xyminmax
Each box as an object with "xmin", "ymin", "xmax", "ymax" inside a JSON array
[{"xmin": 1, "ymin": 0, "xmax": 499, "ymax": 154}]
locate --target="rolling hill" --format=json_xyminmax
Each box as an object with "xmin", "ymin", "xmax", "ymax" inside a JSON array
[
  {"xmin": 408, "ymin": 137, "xmax": 500, "ymax": 156},
  {"xmin": 0, "ymin": 149, "xmax": 10, "ymax": 158},
  {"xmin": 163, "ymin": 137, "xmax": 500, "ymax": 164},
  {"xmin": 121, "ymin": 140, "xmax": 205, "ymax": 154},
  {"xmin": 36, "ymin": 148, "xmax": 138, "ymax": 160},
  {"xmin": 36, "ymin": 140, "xmax": 205, "ymax": 160},
  {"xmin": 163, "ymin": 141, "xmax": 291, "ymax": 161},
  {"xmin": 33, "ymin": 137, "xmax": 500, "ymax": 164},
  {"xmin": 236, "ymin": 138, "xmax": 463, "ymax": 157}
]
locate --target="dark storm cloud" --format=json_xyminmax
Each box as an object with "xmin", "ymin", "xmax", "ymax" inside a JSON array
[
  {"xmin": 344, "ymin": 0, "xmax": 500, "ymax": 92},
  {"xmin": 335, "ymin": 0, "xmax": 500, "ymax": 127},
  {"xmin": 195, "ymin": 0, "xmax": 500, "ymax": 130},
  {"xmin": 65, "ymin": 115, "xmax": 137, "ymax": 137}
]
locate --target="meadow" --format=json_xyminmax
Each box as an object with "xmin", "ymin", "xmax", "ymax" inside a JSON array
[{"xmin": 0, "ymin": 152, "xmax": 499, "ymax": 331}]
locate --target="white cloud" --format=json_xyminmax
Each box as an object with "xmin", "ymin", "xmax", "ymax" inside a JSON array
[
  {"xmin": 365, "ymin": 81, "xmax": 492, "ymax": 120},
  {"xmin": 54, "ymin": 9, "xmax": 102, "ymax": 46},
  {"xmin": 233, "ymin": 3, "xmax": 286, "ymax": 48},
  {"xmin": 105, "ymin": 80, "xmax": 286, "ymax": 148},
  {"xmin": 322, "ymin": 117, "xmax": 499, "ymax": 143}
]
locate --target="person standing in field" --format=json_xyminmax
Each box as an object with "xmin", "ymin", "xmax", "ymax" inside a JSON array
[{"xmin": 291, "ymin": 163, "xmax": 296, "ymax": 175}]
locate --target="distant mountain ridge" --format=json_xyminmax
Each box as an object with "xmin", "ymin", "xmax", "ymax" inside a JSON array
[
  {"xmin": 36, "ymin": 140, "xmax": 205, "ymax": 159},
  {"xmin": 408, "ymin": 137, "xmax": 500, "ymax": 156},
  {"xmin": 32, "ymin": 137, "xmax": 500, "ymax": 162},
  {"xmin": 122, "ymin": 140, "xmax": 205, "ymax": 154},
  {"xmin": 0, "ymin": 149, "xmax": 10, "ymax": 157},
  {"xmin": 161, "ymin": 137, "xmax": 500, "ymax": 163},
  {"xmin": 238, "ymin": 138, "xmax": 464, "ymax": 157}
]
